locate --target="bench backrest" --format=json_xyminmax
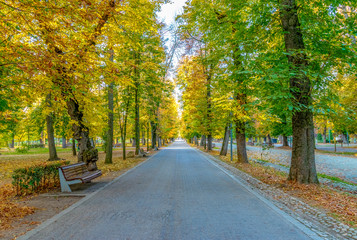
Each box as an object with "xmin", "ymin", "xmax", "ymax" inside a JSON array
[{"xmin": 59, "ymin": 162, "xmax": 88, "ymax": 179}]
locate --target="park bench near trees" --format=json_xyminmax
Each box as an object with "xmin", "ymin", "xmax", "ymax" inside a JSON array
[{"xmin": 58, "ymin": 162, "xmax": 102, "ymax": 192}]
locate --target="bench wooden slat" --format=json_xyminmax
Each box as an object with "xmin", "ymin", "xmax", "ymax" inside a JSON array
[{"xmin": 58, "ymin": 162, "xmax": 102, "ymax": 192}]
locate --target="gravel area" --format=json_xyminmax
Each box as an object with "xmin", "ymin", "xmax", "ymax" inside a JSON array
[{"xmin": 246, "ymin": 146, "xmax": 357, "ymax": 185}]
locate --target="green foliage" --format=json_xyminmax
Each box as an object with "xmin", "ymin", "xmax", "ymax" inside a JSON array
[
  {"xmin": 12, "ymin": 161, "xmax": 70, "ymax": 195},
  {"xmin": 15, "ymin": 146, "xmax": 29, "ymax": 154}
]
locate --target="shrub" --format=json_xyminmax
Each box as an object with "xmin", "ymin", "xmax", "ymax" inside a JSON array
[
  {"xmin": 12, "ymin": 161, "xmax": 70, "ymax": 195},
  {"xmin": 28, "ymin": 144, "xmax": 45, "ymax": 149}
]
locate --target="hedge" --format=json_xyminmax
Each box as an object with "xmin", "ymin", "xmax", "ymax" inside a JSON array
[{"xmin": 12, "ymin": 161, "xmax": 70, "ymax": 195}]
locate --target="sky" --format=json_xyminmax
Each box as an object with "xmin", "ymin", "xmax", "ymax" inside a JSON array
[
  {"xmin": 157, "ymin": 0, "xmax": 187, "ymax": 27},
  {"xmin": 157, "ymin": 0, "xmax": 187, "ymax": 111}
]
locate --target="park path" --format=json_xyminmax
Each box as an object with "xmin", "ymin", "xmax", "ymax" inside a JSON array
[{"xmin": 22, "ymin": 141, "xmax": 315, "ymax": 240}]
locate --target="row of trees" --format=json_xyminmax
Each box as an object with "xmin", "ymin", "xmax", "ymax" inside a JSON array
[
  {"xmin": 176, "ymin": 0, "xmax": 356, "ymax": 183},
  {"xmin": 1, "ymin": 1, "xmax": 179, "ymax": 167}
]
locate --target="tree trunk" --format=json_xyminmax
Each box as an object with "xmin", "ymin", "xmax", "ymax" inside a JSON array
[
  {"xmin": 220, "ymin": 124, "xmax": 230, "ymax": 156},
  {"xmin": 121, "ymin": 111, "xmax": 128, "ymax": 161},
  {"xmin": 206, "ymin": 66, "xmax": 213, "ymax": 151},
  {"xmin": 151, "ymin": 121, "xmax": 157, "ymax": 150},
  {"xmin": 142, "ymin": 129, "xmax": 146, "ymax": 145},
  {"xmin": 235, "ymin": 119, "xmax": 248, "ymax": 163},
  {"xmin": 10, "ymin": 134, "xmax": 15, "ymax": 148},
  {"xmin": 134, "ymin": 52, "xmax": 140, "ymax": 155},
  {"xmin": 62, "ymin": 136, "xmax": 67, "ymax": 148},
  {"xmin": 282, "ymin": 135, "xmax": 289, "ymax": 147},
  {"xmin": 267, "ymin": 134, "xmax": 273, "ymax": 146},
  {"xmin": 232, "ymin": 33, "xmax": 248, "ymax": 163},
  {"xmin": 46, "ymin": 94, "xmax": 59, "ymax": 161},
  {"xmin": 72, "ymin": 138, "xmax": 77, "ymax": 156},
  {"xmin": 132, "ymin": 138, "xmax": 136, "ymax": 147},
  {"xmin": 147, "ymin": 121, "xmax": 150, "ymax": 152},
  {"xmin": 66, "ymin": 98, "xmax": 98, "ymax": 170},
  {"xmin": 322, "ymin": 125, "xmax": 327, "ymax": 144},
  {"xmin": 40, "ymin": 131, "xmax": 44, "ymax": 145},
  {"xmin": 280, "ymin": 0, "xmax": 318, "ymax": 183},
  {"xmin": 158, "ymin": 136, "xmax": 161, "ymax": 148},
  {"xmin": 194, "ymin": 136, "xmax": 199, "ymax": 146},
  {"xmin": 105, "ymin": 80, "xmax": 114, "ymax": 164}
]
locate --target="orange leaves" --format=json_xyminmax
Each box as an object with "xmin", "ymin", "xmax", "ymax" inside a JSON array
[{"xmin": 0, "ymin": 184, "xmax": 35, "ymax": 230}]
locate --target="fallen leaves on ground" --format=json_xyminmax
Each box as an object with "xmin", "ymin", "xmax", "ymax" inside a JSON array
[{"xmin": 0, "ymin": 184, "xmax": 35, "ymax": 230}]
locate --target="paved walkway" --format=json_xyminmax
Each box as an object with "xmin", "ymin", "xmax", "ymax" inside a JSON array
[
  {"xmin": 22, "ymin": 141, "xmax": 315, "ymax": 240},
  {"xmin": 214, "ymin": 143, "xmax": 357, "ymax": 184}
]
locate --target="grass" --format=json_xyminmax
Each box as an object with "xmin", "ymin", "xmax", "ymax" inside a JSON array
[
  {"xmin": 317, "ymin": 173, "xmax": 357, "ymax": 186},
  {"xmin": 316, "ymin": 150, "xmax": 357, "ymax": 157},
  {"xmin": 0, "ymin": 147, "xmax": 72, "ymax": 155}
]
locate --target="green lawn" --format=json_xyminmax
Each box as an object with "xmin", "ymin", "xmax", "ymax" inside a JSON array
[{"xmin": 0, "ymin": 147, "xmax": 73, "ymax": 155}]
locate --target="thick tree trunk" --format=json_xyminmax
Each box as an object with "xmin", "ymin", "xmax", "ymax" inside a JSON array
[
  {"xmin": 280, "ymin": 0, "xmax": 318, "ymax": 183},
  {"xmin": 66, "ymin": 98, "xmax": 98, "ymax": 170},
  {"xmin": 282, "ymin": 135, "xmax": 289, "ymax": 147},
  {"xmin": 220, "ymin": 124, "xmax": 230, "ymax": 156},
  {"xmin": 232, "ymin": 35, "xmax": 248, "ymax": 163},
  {"xmin": 105, "ymin": 80, "xmax": 114, "ymax": 164},
  {"xmin": 46, "ymin": 94, "xmax": 59, "ymax": 161},
  {"xmin": 72, "ymin": 138, "xmax": 77, "ymax": 156},
  {"xmin": 235, "ymin": 119, "xmax": 248, "ymax": 163}
]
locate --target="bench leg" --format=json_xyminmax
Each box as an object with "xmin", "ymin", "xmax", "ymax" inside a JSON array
[{"xmin": 59, "ymin": 170, "xmax": 72, "ymax": 192}]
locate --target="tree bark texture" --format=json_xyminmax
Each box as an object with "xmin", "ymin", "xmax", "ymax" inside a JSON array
[
  {"xmin": 61, "ymin": 136, "xmax": 67, "ymax": 148},
  {"xmin": 267, "ymin": 134, "xmax": 273, "ymax": 146},
  {"xmin": 105, "ymin": 81, "xmax": 114, "ymax": 164},
  {"xmin": 235, "ymin": 119, "xmax": 248, "ymax": 163},
  {"xmin": 206, "ymin": 67, "xmax": 213, "ymax": 151},
  {"xmin": 147, "ymin": 121, "xmax": 150, "ymax": 151},
  {"xmin": 46, "ymin": 94, "xmax": 59, "ymax": 161},
  {"xmin": 151, "ymin": 121, "xmax": 157, "ymax": 150},
  {"xmin": 232, "ymin": 41, "xmax": 248, "ymax": 163},
  {"xmin": 66, "ymin": 98, "xmax": 98, "ymax": 170},
  {"xmin": 134, "ymin": 52, "xmax": 140, "ymax": 155},
  {"xmin": 280, "ymin": 0, "xmax": 318, "ymax": 183},
  {"xmin": 282, "ymin": 135, "xmax": 289, "ymax": 147},
  {"xmin": 10, "ymin": 134, "xmax": 15, "ymax": 148},
  {"xmin": 220, "ymin": 124, "xmax": 230, "ymax": 156},
  {"xmin": 72, "ymin": 138, "xmax": 77, "ymax": 156}
]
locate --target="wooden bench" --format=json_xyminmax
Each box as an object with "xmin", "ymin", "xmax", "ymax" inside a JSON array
[{"xmin": 58, "ymin": 162, "xmax": 102, "ymax": 192}]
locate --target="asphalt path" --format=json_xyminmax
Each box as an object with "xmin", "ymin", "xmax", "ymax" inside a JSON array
[{"xmin": 22, "ymin": 141, "xmax": 315, "ymax": 240}]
